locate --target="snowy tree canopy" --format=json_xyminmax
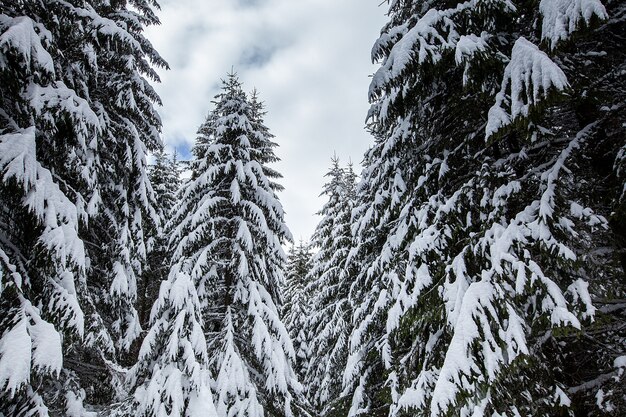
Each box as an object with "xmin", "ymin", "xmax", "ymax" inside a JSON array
[
  {"xmin": 0, "ymin": 0, "xmax": 166, "ymax": 414},
  {"xmin": 1, "ymin": 1, "xmax": 625, "ymax": 417},
  {"xmin": 341, "ymin": 0, "xmax": 624, "ymax": 416}
]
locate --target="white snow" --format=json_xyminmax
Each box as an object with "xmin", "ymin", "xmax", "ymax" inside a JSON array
[
  {"xmin": 0, "ymin": 128, "xmax": 85, "ymax": 269},
  {"xmin": 0, "ymin": 316, "xmax": 32, "ymax": 395},
  {"xmin": 539, "ymin": 0, "xmax": 607, "ymax": 49},
  {"xmin": 614, "ymin": 355, "xmax": 626, "ymax": 374},
  {"xmin": 486, "ymin": 37, "xmax": 569, "ymax": 139},
  {"xmin": 455, "ymin": 32, "xmax": 489, "ymax": 64},
  {"xmin": 0, "ymin": 15, "xmax": 55, "ymax": 74}
]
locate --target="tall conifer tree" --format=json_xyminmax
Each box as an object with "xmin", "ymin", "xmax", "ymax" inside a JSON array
[
  {"xmin": 304, "ymin": 158, "xmax": 357, "ymax": 414},
  {"xmin": 139, "ymin": 151, "xmax": 181, "ymax": 328},
  {"xmin": 343, "ymin": 0, "xmax": 624, "ymax": 416},
  {"xmin": 133, "ymin": 74, "xmax": 306, "ymax": 417},
  {"xmin": 283, "ymin": 240, "xmax": 313, "ymax": 381},
  {"xmin": 0, "ymin": 0, "xmax": 166, "ymax": 414}
]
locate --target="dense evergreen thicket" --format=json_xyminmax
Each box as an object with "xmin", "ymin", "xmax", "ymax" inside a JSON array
[
  {"xmin": 1, "ymin": 0, "xmax": 624, "ymax": 417},
  {"xmin": 308, "ymin": 0, "xmax": 625, "ymax": 416}
]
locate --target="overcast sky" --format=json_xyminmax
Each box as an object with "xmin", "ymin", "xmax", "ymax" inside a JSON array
[{"xmin": 146, "ymin": 0, "xmax": 388, "ymax": 242}]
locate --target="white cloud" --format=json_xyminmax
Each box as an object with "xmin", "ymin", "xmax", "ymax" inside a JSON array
[{"xmin": 147, "ymin": 0, "xmax": 387, "ymax": 241}]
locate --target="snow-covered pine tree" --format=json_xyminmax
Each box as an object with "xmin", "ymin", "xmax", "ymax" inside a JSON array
[
  {"xmin": 304, "ymin": 158, "xmax": 357, "ymax": 415},
  {"xmin": 283, "ymin": 240, "xmax": 313, "ymax": 380},
  {"xmin": 343, "ymin": 0, "xmax": 624, "ymax": 416},
  {"xmin": 133, "ymin": 73, "xmax": 306, "ymax": 417},
  {"xmin": 341, "ymin": 114, "xmax": 421, "ymax": 416},
  {"xmin": 0, "ymin": 0, "xmax": 166, "ymax": 415},
  {"xmin": 0, "ymin": 5, "xmax": 88, "ymax": 415},
  {"xmin": 82, "ymin": 0, "xmax": 167, "ymax": 370},
  {"xmin": 249, "ymin": 89, "xmax": 283, "ymax": 193},
  {"xmin": 0, "ymin": 0, "xmax": 166, "ymax": 414},
  {"xmin": 139, "ymin": 151, "xmax": 181, "ymax": 328},
  {"xmin": 127, "ymin": 260, "xmax": 217, "ymax": 417},
  {"xmin": 195, "ymin": 74, "xmax": 304, "ymax": 417}
]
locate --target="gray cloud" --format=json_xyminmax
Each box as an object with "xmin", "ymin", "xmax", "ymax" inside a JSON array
[
  {"xmin": 239, "ymin": 46, "xmax": 274, "ymax": 67},
  {"xmin": 147, "ymin": 0, "xmax": 387, "ymax": 241},
  {"xmin": 236, "ymin": 0, "xmax": 267, "ymax": 8}
]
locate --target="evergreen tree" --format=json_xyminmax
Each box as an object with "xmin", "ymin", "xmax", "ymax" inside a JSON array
[
  {"xmin": 249, "ymin": 88, "xmax": 283, "ymax": 192},
  {"xmin": 304, "ymin": 158, "xmax": 357, "ymax": 415},
  {"xmin": 151, "ymin": 150, "xmax": 182, "ymax": 223},
  {"xmin": 129, "ymin": 262, "xmax": 217, "ymax": 417},
  {"xmin": 83, "ymin": 0, "xmax": 167, "ymax": 367},
  {"xmin": 283, "ymin": 240, "xmax": 313, "ymax": 381},
  {"xmin": 343, "ymin": 0, "xmax": 624, "ymax": 416},
  {"xmin": 133, "ymin": 74, "xmax": 306, "ymax": 417},
  {"xmin": 0, "ymin": 0, "xmax": 166, "ymax": 414},
  {"xmin": 139, "ymin": 151, "xmax": 181, "ymax": 328}
]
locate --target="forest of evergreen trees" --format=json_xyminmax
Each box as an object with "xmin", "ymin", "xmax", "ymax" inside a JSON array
[{"xmin": 0, "ymin": 0, "xmax": 625, "ymax": 416}]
